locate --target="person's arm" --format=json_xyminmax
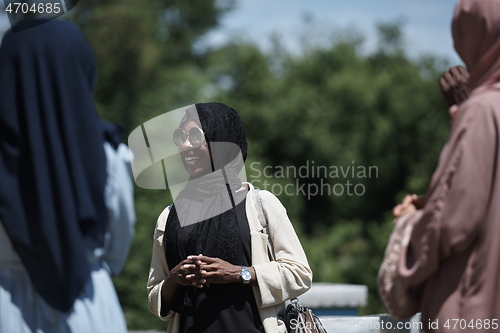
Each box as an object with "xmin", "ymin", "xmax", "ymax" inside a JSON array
[
  {"xmin": 251, "ymin": 190, "xmax": 313, "ymax": 308},
  {"xmin": 439, "ymin": 66, "xmax": 470, "ymax": 107},
  {"xmin": 439, "ymin": 66, "xmax": 471, "ymax": 119},
  {"xmin": 147, "ymin": 207, "xmax": 206, "ymax": 319},
  {"xmin": 159, "ymin": 257, "xmax": 205, "ymax": 316},
  {"xmin": 147, "ymin": 206, "xmax": 174, "ymax": 321},
  {"xmin": 190, "ymin": 255, "xmax": 258, "ymax": 286},
  {"xmin": 101, "ymin": 142, "xmax": 136, "ymax": 276},
  {"xmin": 379, "ymin": 99, "xmax": 497, "ymax": 317}
]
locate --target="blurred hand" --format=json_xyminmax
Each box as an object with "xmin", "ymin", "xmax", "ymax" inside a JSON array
[
  {"xmin": 439, "ymin": 66, "xmax": 471, "ymax": 108},
  {"xmin": 392, "ymin": 194, "xmax": 419, "ymax": 221},
  {"xmin": 169, "ymin": 255, "xmax": 205, "ymax": 288},
  {"xmin": 189, "ymin": 255, "xmax": 241, "ymax": 284}
]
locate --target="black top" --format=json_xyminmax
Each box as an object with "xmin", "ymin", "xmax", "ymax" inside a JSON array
[{"xmin": 179, "ymin": 198, "xmax": 264, "ymax": 333}]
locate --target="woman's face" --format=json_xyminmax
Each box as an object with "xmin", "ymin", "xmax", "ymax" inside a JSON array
[{"xmin": 178, "ymin": 121, "xmax": 212, "ymax": 178}]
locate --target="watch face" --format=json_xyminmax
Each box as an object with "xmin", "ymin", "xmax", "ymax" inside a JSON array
[
  {"xmin": 241, "ymin": 267, "xmax": 251, "ymax": 282},
  {"xmin": 242, "ymin": 270, "xmax": 252, "ymax": 280}
]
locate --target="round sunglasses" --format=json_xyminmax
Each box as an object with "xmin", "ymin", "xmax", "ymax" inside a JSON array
[{"xmin": 173, "ymin": 127, "xmax": 206, "ymax": 146}]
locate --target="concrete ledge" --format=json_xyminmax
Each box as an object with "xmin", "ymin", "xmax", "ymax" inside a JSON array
[{"xmin": 300, "ymin": 283, "xmax": 368, "ymax": 308}]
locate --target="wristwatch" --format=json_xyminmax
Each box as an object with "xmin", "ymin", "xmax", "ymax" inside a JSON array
[{"xmin": 240, "ymin": 266, "xmax": 252, "ymax": 285}]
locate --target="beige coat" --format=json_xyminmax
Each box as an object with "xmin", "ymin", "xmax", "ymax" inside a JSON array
[{"xmin": 147, "ymin": 182, "xmax": 312, "ymax": 333}]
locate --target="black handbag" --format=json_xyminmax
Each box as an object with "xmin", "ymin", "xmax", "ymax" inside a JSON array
[
  {"xmin": 284, "ymin": 298, "xmax": 328, "ymax": 333},
  {"xmin": 252, "ymin": 189, "xmax": 328, "ymax": 333}
]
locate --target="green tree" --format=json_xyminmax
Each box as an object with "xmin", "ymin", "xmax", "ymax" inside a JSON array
[{"xmin": 71, "ymin": 0, "xmax": 235, "ymax": 131}]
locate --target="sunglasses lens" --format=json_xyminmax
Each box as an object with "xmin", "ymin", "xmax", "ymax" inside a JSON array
[
  {"xmin": 189, "ymin": 127, "xmax": 204, "ymax": 144},
  {"xmin": 173, "ymin": 129, "xmax": 186, "ymax": 146}
]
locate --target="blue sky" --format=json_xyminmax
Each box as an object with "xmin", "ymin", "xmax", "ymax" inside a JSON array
[
  {"xmin": 198, "ymin": 0, "xmax": 462, "ymax": 64},
  {"xmin": 1, "ymin": 0, "xmax": 462, "ymax": 64}
]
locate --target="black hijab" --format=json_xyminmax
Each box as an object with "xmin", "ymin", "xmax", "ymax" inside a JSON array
[
  {"xmin": 165, "ymin": 102, "xmax": 248, "ymax": 314},
  {"xmin": 0, "ymin": 19, "xmax": 108, "ymax": 311}
]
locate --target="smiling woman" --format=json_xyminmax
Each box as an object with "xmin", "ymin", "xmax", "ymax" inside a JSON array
[
  {"xmin": 174, "ymin": 120, "xmax": 212, "ymax": 178},
  {"xmin": 146, "ymin": 102, "xmax": 312, "ymax": 333}
]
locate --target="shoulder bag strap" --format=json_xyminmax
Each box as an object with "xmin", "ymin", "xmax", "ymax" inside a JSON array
[{"xmin": 252, "ymin": 189, "xmax": 276, "ymax": 261}]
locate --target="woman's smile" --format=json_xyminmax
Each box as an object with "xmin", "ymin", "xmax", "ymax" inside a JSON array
[
  {"xmin": 178, "ymin": 120, "xmax": 212, "ymax": 177},
  {"xmin": 183, "ymin": 152, "xmax": 202, "ymax": 166}
]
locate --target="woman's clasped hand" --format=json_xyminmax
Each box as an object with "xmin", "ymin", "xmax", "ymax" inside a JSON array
[
  {"xmin": 171, "ymin": 254, "xmax": 253, "ymax": 287},
  {"xmin": 169, "ymin": 255, "xmax": 206, "ymax": 288}
]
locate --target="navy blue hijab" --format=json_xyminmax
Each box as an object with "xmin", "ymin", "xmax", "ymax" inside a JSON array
[{"xmin": 0, "ymin": 19, "xmax": 108, "ymax": 311}]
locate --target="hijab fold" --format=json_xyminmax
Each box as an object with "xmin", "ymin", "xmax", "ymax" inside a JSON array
[{"xmin": 453, "ymin": 0, "xmax": 500, "ymax": 92}]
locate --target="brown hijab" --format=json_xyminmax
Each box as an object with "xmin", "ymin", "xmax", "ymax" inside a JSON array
[{"xmin": 453, "ymin": 0, "xmax": 500, "ymax": 91}]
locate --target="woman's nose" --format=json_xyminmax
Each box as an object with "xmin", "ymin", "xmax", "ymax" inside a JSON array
[{"xmin": 179, "ymin": 136, "xmax": 193, "ymax": 152}]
